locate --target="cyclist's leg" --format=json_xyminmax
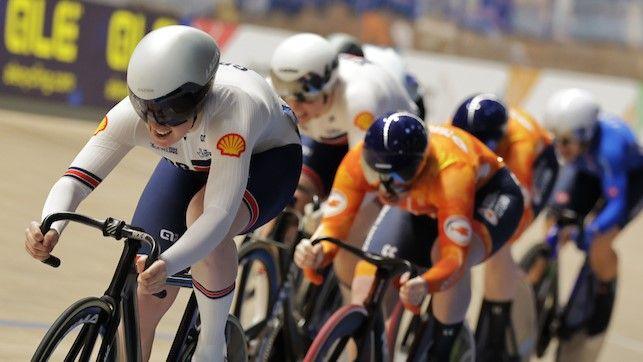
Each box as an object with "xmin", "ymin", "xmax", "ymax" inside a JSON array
[
  {"xmin": 189, "ymin": 204, "xmax": 245, "ymax": 361},
  {"xmin": 190, "ymin": 144, "xmax": 301, "ymax": 360},
  {"xmin": 350, "ymin": 205, "xmax": 435, "ymax": 305},
  {"xmin": 584, "ymin": 167, "xmax": 642, "ymax": 336},
  {"xmin": 471, "ymin": 168, "xmax": 524, "ymax": 358},
  {"xmin": 335, "ymin": 193, "xmax": 382, "ymax": 298},
  {"xmin": 133, "ymin": 158, "xmax": 207, "ymax": 360}
]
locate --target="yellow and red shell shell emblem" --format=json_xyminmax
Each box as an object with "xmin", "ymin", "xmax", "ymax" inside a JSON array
[
  {"xmin": 353, "ymin": 111, "xmax": 375, "ymax": 131},
  {"xmin": 94, "ymin": 116, "xmax": 108, "ymax": 135},
  {"xmin": 216, "ymin": 133, "xmax": 246, "ymax": 157}
]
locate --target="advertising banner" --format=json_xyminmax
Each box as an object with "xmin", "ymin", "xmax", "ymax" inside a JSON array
[{"xmin": 0, "ymin": 0, "xmax": 178, "ymax": 109}]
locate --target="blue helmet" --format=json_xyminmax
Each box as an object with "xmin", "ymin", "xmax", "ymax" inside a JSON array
[
  {"xmin": 363, "ymin": 112, "xmax": 428, "ymax": 187},
  {"xmin": 452, "ymin": 94, "xmax": 508, "ymax": 151}
]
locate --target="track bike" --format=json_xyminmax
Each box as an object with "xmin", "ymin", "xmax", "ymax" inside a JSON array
[
  {"xmin": 32, "ymin": 212, "xmax": 246, "ymax": 361},
  {"xmin": 519, "ymin": 209, "xmax": 608, "ymax": 359},
  {"xmin": 232, "ymin": 207, "xmax": 342, "ymax": 361},
  {"xmin": 303, "ymin": 237, "xmax": 472, "ymax": 362}
]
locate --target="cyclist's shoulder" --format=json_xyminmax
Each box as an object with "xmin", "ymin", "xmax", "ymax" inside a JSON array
[{"xmin": 99, "ymin": 97, "xmax": 145, "ymax": 141}]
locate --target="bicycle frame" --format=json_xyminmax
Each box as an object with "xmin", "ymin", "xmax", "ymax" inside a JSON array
[{"xmin": 36, "ymin": 212, "xmax": 182, "ymax": 362}]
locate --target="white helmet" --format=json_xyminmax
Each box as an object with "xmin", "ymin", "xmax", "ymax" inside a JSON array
[
  {"xmin": 269, "ymin": 33, "xmax": 339, "ymax": 101},
  {"xmin": 127, "ymin": 25, "xmax": 220, "ymax": 126},
  {"xmin": 543, "ymin": 88, "xmax": 600, "ymax": 141}
]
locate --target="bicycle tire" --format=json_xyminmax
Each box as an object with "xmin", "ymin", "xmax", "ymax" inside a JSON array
[
  {"xmin": 32, "ymin": 297, "xmax": 116, "ymax": 362},
  {"xmin": 177, "ymin": 314, "xmax": 248, "ymax": 362},
  {"xmin": 304, "ymin": 304, "xmax": 369, "ymax": 362},
  {"xmin": 233, "ymin": 241, "xmax": 280, "ymax": 340}
]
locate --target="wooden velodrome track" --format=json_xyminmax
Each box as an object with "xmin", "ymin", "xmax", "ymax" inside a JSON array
[{"xmin": 0, "ymin": 108, "xmax": 641, "ymax": 361}]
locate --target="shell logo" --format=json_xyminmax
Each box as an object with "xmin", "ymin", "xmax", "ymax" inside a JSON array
[
  {"xmin": 94, "ymin": 116, "xmax": 108, "ymax": 135},
  {"xmin": 353, "ymin": 111, "xmax": 375, "ymax": 131},
  {"xmin": 216, "ymin": 133, "xmax": 246, "ymax": 157}
]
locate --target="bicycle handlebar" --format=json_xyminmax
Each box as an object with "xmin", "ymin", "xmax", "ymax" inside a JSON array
[
  {"xmin": 305, "ymin": 237, "xmax": 422, "ymax": 314},
  {"xmin": 304, "ymin": 237, "xmax": 416, "ymax": 284},
  {"xmin": 39, "ymin": 212, "xmax": 166, "ymax": 298}
]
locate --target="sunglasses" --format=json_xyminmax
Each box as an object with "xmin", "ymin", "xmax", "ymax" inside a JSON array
[{"xmin": 556, "ymin": 135, "xmax": 575, "ymax": 146}]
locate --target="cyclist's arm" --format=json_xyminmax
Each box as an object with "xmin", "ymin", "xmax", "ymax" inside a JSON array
[
  {"xmin": 159, "ymin": 96, "xmax": 263, "ymax": 276},
  {"xmin": 589, "ymin": 152, "xmax": 629, "ymax": 235},
  {"xmin": 316, "ymin": 146, "xmax": 371, "ymax": 265},
  {"xmin": 504, "ymin": 139, "xmax": 535, "ymax": 193},
  {"xmin": 422, "ymin": 163, "xmax": 476, "ymax": 293},
  {"xmin": 41, "ymin": 99, "xmax": 139, "ymax": 233}
]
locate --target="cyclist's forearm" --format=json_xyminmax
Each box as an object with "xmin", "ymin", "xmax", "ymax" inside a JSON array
[
  {"xmin": 41, "ymin": 177, "xmax": 92, "ymax": 234},
  {"xmin": 422, "ymin": 254, "xmax": 463, "ymax": 293},
  {"xmin": 160, "ymin": 204, "xmax": 233, "ymax": 276}
]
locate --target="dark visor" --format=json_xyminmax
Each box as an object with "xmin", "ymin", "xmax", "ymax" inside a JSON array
[{"xmin": 129, "ymin": 79, "xmax": 212, "ymax": 127}]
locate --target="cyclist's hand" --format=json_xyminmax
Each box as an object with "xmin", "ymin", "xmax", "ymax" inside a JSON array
[
  {"xmin": 136, "ymin": 256, "xmax": 168, "ymax": 294},
  {"xmin": 399, "ymin": 273, "xmax": 428, "ymax": 308},
  {"xmin": 25, "ymin": 221, "xmax": 59, "ymax": 261},
  {"xmin": 294, "ymin": 238, "xmax": 324, "ymax": 269}
]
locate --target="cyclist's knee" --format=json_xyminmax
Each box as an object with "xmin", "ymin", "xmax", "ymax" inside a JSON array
[
  {"xmin": 588, "ymin": 229, "xmax": 619, "ymax": 280},
  {"xmin": 351, "ymin": 262, "xmax": 376, "ymax": 305},
  {"xmin": 431, "ymin": 271, "xmax": 471, "ymax": 324},
  {"xmin": 193, "ymin": 239, "xmax": 238, "ymax": 284},
  {"xmin": 137, "ymin": 285, "xmax": 180, "ymax": 318}
]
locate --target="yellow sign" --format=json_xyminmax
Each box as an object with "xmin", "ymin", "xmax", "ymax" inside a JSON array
[{"xmin": 4, "ymin": 0, "xmax": 83, "ymax": 63}]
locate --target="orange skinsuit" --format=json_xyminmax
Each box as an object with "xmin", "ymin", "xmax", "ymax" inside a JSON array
[
  {"xmin": 317, "ymin": 125, "xmax": 505, "ymax": 293},
  {"xmin": 494, "ymin": 108, "xmax": 554, "ymax": 240}
]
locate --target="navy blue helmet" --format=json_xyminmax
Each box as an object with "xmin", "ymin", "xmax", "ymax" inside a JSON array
[
  {"xmin": 452, "ymin": 94, "xmax": 508, "ymax": 151},
  {"xmin": 363, "ymin": 112, "xmax": 428, "ymax": 188}
]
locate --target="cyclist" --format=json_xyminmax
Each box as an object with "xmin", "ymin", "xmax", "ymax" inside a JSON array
[
  {"xmin": 269, "ymin": 33, "xmax": 417, "ymax": 290},
  {"xmin": 24, "ymin": 25, "xmax": 302, "ymax": 361},
  {"xmin": 295, "ymin": 112, "xmax": 525, "ymax": 360},
  {"xmin": 326, "ymin": 32, "xmax": 427, "ymax": 120},
  {"xmin": 542, "ymin": 88, "xmax": 643, "ymax": 337},
  {"xmin": 451, "ymin": 94, "xmax": 558, "ymax": 358}
]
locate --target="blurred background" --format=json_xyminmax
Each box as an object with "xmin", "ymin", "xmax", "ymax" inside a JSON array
[
  {"xmin": 1, "ymin": 0, "xmax": 643, "ymax": 360},
  {"xmin": 2, "ymin": 0, "xmax": 643, "ymax": 126}
]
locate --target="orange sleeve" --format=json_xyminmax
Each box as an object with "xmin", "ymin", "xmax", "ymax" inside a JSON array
[
  {"xmin": 503, "ymin": 140, "xmax": 536, "ymax": 193},
  {"xmin": 422, "ymin": 163, "xmax": 476, "ymax": 292},
  {"xmin": 318, "ymin": 147, "xmax": 370, "ymax": 264}
]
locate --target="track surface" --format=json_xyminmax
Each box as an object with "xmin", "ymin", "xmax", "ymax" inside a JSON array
[{"xmin": 0, "ymin": 109, "xmax": 641, "ymax": 361}]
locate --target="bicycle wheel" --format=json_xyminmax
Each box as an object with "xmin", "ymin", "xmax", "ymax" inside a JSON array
[
  {"xmin": 518, "ymin": 242, "xmax": 557, "ymax": 357},
  {"xmin": 32, "ymin": 297, "xmax": 117, "ymax": 361},
  {"xmin": 177, "ymin": 314, "xmax": 248, "ymax": 362},
  {"xmin": 232, "ymin": 241, "xmax": 280, "ymax": 340},
  {"xmin": 304, "ymin": 304, "xmax": 369, "ymax": 362}
]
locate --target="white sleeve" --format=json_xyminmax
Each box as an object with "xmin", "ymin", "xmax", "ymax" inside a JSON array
[
  {"xmin": 41, "ymin": 99, "xmax": 140, "ymax": 233},
  {"xmin": 160, "ymin": 92, "xmax": 265, "ymax": 275}
]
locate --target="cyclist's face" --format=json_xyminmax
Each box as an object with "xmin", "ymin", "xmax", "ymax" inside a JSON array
[
  {"xmin": 554, "ymin": 133, "xmax": 582, "ymax": 162},
  {"xmin": 284, "ymin": 93, "xmax": 331, "ymax": 124},
  {"xmin": 146, "ymin": 115, "xmax": 194, "ymax": 147}
]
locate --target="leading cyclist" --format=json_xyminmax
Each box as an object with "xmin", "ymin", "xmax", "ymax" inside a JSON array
[
  {"xmin": 24, "ymin": 25, "xmax": 302, "ymax": 361},
  {"xmin": 295, "ymin": 112, "xmax": 525, "ymax": 359},
  {"xmin": 542, "ymin": 88, "xmax": 643, "ymax": 337}
]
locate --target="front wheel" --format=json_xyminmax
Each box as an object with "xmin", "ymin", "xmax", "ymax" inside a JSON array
[
  {"xmin": 304, "ymin": 304, "xmax": 370, "ymax": 362},
  {"xmin": 176, "ymin": 314, "xmax": 248, "ymax": 362},
  {"xmin": 32, "ymin": 297, "xmax": 117, "ymax": 361},
  {"xmin": 232, "ymin": 241, "xmax": 280, "ymax": 341}
]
